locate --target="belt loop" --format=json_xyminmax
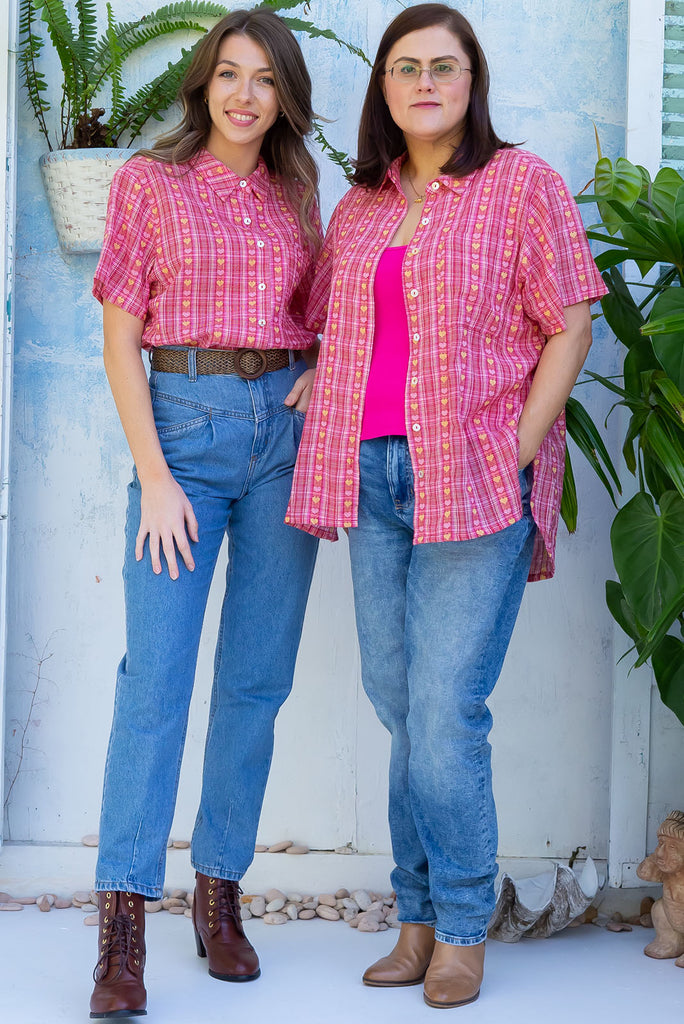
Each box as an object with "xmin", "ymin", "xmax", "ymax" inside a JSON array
[
  {"xmin": 288, "ymin": 350, "xmax": 296, "ymax": 370},
  {"xmin": 187, "ymin": 348, "xmax": 197, "ymax": 382}
]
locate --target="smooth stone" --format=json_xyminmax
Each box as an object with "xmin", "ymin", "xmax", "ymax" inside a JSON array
[
  {"xmin": 286, "ymin": 893, "xmax": 303, "ymax": 903},
  {"xmin": 286, "ymin": 904, "xmax": 299, "ymax": 921},
  {"xmin": 315, "ymin": 905, "xmax": 340, "ymax": 921},
  {"xmin": 72, "ymin": 892, "xmax": 92, "ymax": 906},
  {"xmin": 83, "ymin": 914, "xmax": 99, "ymax": 926},
  {"xmin": 90, "ymin": 891, "xmax": 101, "ymax": 906},
  {"xmin": 342, "ymin": 898, "xmax": 359, "ymax": 912},
  {"xmin": 351, "ymin": 890, "xmax": 372, "ymax": 912},
  {"xmin": 241, "ymin": 906, "xmax": 252, "ymax": 921},
  {"xmin": 266, "ymin": 898, "xmax": 286, "ymax": 913},
  {"xmin": 0, "ymin": 892, "xmax": 11, "ymax": 903},
  {"xmin": 378, "ymin": 922, "xmax": 389, "ymax": 931},
  {"xmin": 0, "ymin": 903, "xmax": 23, "ymax": 912},
  {"xmin": 606, "ymin": 921, "xmax": 633, "ymax": 932},
  {"xmin": 263, "ymin": 912, "xmax": 288, "ymax": 925},
  {"xmin": 14, "ymin": 896, "xmax": 38, "ymax": 906},
  {"xmin": 37, "ymin": 895, "xmax": 54, "ymax": 912},
  {"xmin": 184, "ymin": 908, "xmax": 192, "ymax": 918},
  {"xmin": 298, "ymin": 909, "xmax": 316, "ymax": 920},
  {"xmin": 186, "ymin": 892, "xmax": 194, "ymax": 907},
  {"xmin": 348, "ymin": 916, "xmax": 359, "ymax": 928},
  {"xmin": 267, "ymin": 841, "xmax": 293, "ymax": 853},
  {"xmin": 265, "ymin": 888, "xmax": 286, "ymax": 904},
  {"xmin": 170, "ymin": 889, "xmax": 188, "ymax": 900},
  {"xmin": 317, "ymin": 894, "xmax": 336, "ymax": 908},
  {"xmin": 285, "ymin": 845, "xmax": 309, "ymax": 855},
  {"xmin": 171, "ymin": 840, "xmax": 190, "ymax": 849},
  {"xmin": 367, "ymin": 900, "xmax": 384, "ymax": 913},
  {"xmin": 358, "ymin": 917, "xmax": 380, "ymax": 932},
  {"xmin": 254, "ymin": 845, "xmax": 269, "ymax": 853},
  {"xmin": 81, "ymin": 903, "xmax": 99, "ymax": 914},
  {"xmin": 162, "ymin": 898, "xmax": 186, "ymax": 910},
  {"xmin": 303, "ymin": 899, "xmax": 318, "ymax": 910},
  {"xmin": 343, "ymin": 909, "xmax": 358, "ymax": 923},
  {"xmin": 145, "ymin": 901, "xmax": 163, "ymax": 913},
  {"xmin": 357, "ymin": 910, "xmax": 383, "ymax": 925},
  {"xmin": 81, "ymin": 834, "xmax": 99, "ymax": 847},
  {"xmin": 54, "ymin": 898, "xmax": 73, "ymax": 910},
  {"xmin": 335, "ymin": 888, "xmax": 350, "ymax": 900},
  {"xmin": 250, "ymin": 897, "xmax": 266, "ymax": 918},
  {"xmin": 168, "ymin": 906, "xmax": 186, "ymax": 915}
]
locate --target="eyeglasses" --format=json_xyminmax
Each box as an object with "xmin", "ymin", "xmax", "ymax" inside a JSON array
[{"xmin": 385, "ymin": 59, "xmax": 472, "ymax": 84}]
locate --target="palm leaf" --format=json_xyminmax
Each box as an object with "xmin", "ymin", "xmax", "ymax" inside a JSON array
[
  {"xmin": 565, "ymin": 395, "xmax": 621, "ymax": 502},
  {"xmin": 560, "ymin": 445, "xmax": 578, "ymax": 533}
]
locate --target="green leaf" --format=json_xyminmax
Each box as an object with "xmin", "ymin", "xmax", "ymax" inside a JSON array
[
  {"xmin": 652, "ymin": 167, "xmax": 684, "ymax": 221},
  {"xmin": 643, "ymin": 288, "xmax": 684, "ymax": 391},
  {"xmin": 651, "ymin": 635, "xmax": 684, "ymax": 727},
  {"xmin": 643, "ymin": 414, "xmax": 684, "ymax": 499},
  {"xmin": 600, "ymin": 266, "xmax": 645, "ymax": 349},
  {"xmin": 634, "ymin": 588, "xmax": 684, "ymax": 668},
  {"xmin": 622, "ymin": 407, "xmax": 648, "ymax": 475},
  {"xmin": 280, "ymin": 17, "xmax": 371, "ymax": 65},
  {"xmin": 560, "ymin": 446, "xmax": 578, "ymax": 533},
  {"xmin": 605, "ymin": 579, "xmax": 644, "ymax": 644},
  {"xmin": 610, "ymin": 490, "xmax": 684, "ymax": 629},
  {"xmin": 565, "ymin": 395, "xmax": 621, "ymax": 502},
  {"xmin": 623, "ymin": 338, "xmax": 659, "ymax": 399},
  {"xmin": 594, "ymin": 156, "xmax": 642, "ymax": 233}
]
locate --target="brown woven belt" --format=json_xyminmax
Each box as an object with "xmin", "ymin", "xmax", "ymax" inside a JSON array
[{"xmin": 150, "ymin": 347, "xmax": 297, "ymax": 379}]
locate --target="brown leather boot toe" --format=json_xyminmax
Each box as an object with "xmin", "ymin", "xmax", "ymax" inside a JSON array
[
  {"xmin": 89, "ymin": 891, "xmax": 147, "ymax": 1019},
  {"xmin": 193, "ymin": 872, "xmax": 260, "ymax": 982},
  {"xmin": 363, "ymin": 922, "xmax": 435, "ymax": 987},
  {"xmin": 423, "ymin": 940, "xmax": 484, "ymax": 1009}
]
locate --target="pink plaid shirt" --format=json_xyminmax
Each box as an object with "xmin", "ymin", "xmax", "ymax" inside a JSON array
[
  {"xmin": 285, "ymin": 148, "xmax": 606, "ymax": 581},
  {"xmin": 93, "ymin": 149, "xmax": 321, "ymax": 351}
]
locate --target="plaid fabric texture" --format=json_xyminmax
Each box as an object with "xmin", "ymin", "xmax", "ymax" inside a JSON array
[
  {"xmin": 93, "ymin": 150, "xmax": 321, "ymax": 352},
  {"xmin": 286, "ymin": 148, "xmax": 607, "ymax": 581}
]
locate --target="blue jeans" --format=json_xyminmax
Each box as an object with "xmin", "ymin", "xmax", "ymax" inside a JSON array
[
  {"xmin": 347, "ymin": 437, "xmax": 535, "ymax": 945},
  {"xmin": 95, "ymin": 356, "xmax": 318, "ymax": 899}
]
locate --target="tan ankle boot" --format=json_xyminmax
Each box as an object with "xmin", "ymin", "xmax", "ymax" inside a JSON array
[
  {"xmin": 423, "ymin": 940, "xmax": 484, "ymax": 1008},
  {"xmin": 363, "ymin": 922, "xmax": 435, "ymax": 987},
  {"xmin": 89, "ymin": 891, "xmax": 147, "ymax": 1019},
  {"xmin": 192, "ymin": 872, "xmax": 260, "ymax": 982}
]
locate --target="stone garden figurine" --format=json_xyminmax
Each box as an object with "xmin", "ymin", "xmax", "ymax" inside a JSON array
[{"xmin": 637, "ymin": 810, "xmax": 684, "ymax": 967}]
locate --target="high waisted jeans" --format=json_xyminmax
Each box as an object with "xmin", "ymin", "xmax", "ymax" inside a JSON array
[
  {"xmin": 347, "ymin": 436, "xmax": 535, "ymax": 946},
  {"xmin": 95, "ymin": 356, "xmax": 318, "ymax": 899}
]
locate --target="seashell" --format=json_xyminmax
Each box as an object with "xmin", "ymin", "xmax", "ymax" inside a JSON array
[{"xmin": 487, "ymin": 857, "xmax": 599, "ymax": 942}]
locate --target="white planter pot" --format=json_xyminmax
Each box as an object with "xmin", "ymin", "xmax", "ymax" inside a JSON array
[{"xmin": 40, "ymin": 148, "xmax": 133, "ymax": 254}]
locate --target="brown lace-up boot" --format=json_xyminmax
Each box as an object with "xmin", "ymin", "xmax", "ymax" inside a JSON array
[
  {"xmin": 89, "ymin": 890, "xmax": 147, "ymax": 1019},
  {"xmin": 192, "ymin": 872, "xmax": 261, "ymax": 982}
]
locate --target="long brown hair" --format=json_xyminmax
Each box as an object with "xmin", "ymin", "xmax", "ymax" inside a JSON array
[
  {"xmin": 353, "ymin": 3, "xmax": 512, "ymax": 188},
  {"xmin": 141, "ymin": 9, "xmax": 320, "ymax": 246}
]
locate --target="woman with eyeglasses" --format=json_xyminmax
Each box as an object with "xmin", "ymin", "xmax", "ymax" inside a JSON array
[
  {"xmin": 89, "ymin": 9, "xmax": 320, "ymax": 1018},
  {"xmin": 287, "ymin": 3, "xmax": 605, "ymax": 1009}
]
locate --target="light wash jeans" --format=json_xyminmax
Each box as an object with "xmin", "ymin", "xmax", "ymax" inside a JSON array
[
  {"xmin": 347, "ymin": 436, "xmax": 535, "ymax": 945},
  {"xmin": 95, "ymin": 356, "xmax": 318, "ymax": 899}
]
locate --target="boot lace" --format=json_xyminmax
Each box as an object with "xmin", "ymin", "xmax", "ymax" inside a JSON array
[
  {"xmin": 93, "ymin": 913, "xmax": 138, "ymax": 983},
  {"xmin": 212, "ymin": 878, "xmax": 243, "ymax": 926}
]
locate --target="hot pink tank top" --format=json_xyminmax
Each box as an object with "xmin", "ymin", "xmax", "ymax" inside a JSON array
[{"xmin": 360, "ymin": 246, "xmax": 410, "ymax": 440}]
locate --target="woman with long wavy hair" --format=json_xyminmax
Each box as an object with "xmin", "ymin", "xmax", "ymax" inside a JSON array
[{"xmin": 89, "ymin": 10, "xmax": 320, "ymax": 1017}]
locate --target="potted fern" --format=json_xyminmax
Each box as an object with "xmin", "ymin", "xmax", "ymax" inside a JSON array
[{"xmin": 20, "ymin": 0, "xmax": 365, "ymax": 253}]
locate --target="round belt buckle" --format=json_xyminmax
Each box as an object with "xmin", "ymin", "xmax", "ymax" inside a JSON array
[{"xmin": 236, "ymin": 349, "xmax": 268, "ymax": 379}]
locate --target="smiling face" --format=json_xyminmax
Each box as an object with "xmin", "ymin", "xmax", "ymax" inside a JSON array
[
  {"xmin": 382, "ymin": 25, "xmax": 472, "ymax": 151},
  {"xmin": 205, "ymin": 32, "xmax": 280, "ymax": 171}
]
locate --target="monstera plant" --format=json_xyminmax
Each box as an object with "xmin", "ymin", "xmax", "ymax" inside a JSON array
[{"xmin": 572, "ymin": 152, "xmax": 684, "ymax": 728}]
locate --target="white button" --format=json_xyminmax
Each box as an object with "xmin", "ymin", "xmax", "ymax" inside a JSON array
[
  {"xmin": 258, "ymin": 318, "xmax": 266, "ymax": 326},
  {"xmin": 431, "ymin": 181, "xmax": 440, "ymax": 191},
  {"xmin": 411, "ymin": 377, "xmax": 418, "ymax": 386},
  {"xmin": 257, "ymin": 240, "xmax": 265, "ymax": 248},
  {"xmin": 412, "ymin": 423, "xmax": 421, "ymax": 432},
  {"xmin": 409, "ymin": 288, "xmax": 418, "ymax": 297},
  {"xmin": 413, "ymin": 333, "xmax": 420, "ymax": 342},
  {"xmin": 258, "ymin": 282, "xmax": 266, "ymax": 290},
  {"xmin": 239, "ymin": 179, "xmax": 248, "ymax": 187},
  {"xmin": 244, "ymin": 217, "xmax": 252, "ymax": 225},
  {"xmin": 421, "ymin": 217, "xmax": 429, "ymax": 225},
  {"xmin": 418, "ymin": 469, "xmax": 425, "ymax": 478}
]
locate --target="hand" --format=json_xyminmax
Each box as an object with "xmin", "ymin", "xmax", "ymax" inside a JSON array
[
  {"xmin": 136, "ymin": 473, "xmax": 199, "ymax": 580},
  {"xmin": 284, "ymin": 368, "xmax": 316, "ymax": 413}
]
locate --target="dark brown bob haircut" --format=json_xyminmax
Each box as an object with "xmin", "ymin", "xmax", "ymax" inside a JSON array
[
  {"xmin": 352, "ymin": 3, "xmax": 512, "ymax": 188},
  {"xmin": 141, "ymin": 9, "xmax": 319, "ymax": 246}
]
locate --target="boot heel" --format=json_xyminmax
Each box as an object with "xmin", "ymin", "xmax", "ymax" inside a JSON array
[{"xmin": 194, "ymin": 927, "xmax": 207, "ymax": 958}]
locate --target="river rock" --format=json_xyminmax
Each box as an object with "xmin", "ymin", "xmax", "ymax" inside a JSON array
[
  {"xmin": 170, "ymin": 889, "xmax": 187, "ymax": 900},
  {"xmin": 298, "ymin": 909, "xmax": 316, "ymax": 920},
  {"xmin": 286, "ymin": 893, "xmax": 303, "ymax": 903},
  {"xmin": 263, "ymin": 912, "xmax": 288, "ymax": 925},
  {"xmin": 0, "ymin": 903, "xmax": 23, "ymax": 911},
  {"xmin": 254, "ymin": 845, "xmax": 269, "ymax": 853},
  {"xmin": 54, "ymin": 897, "xmax": 73, "ymax": 909},
  {"xmin": 250, "ymin": 897, "xmax": 266, "ymax": 918},
  {"xmin": 14, "ymin": 896, "xmax": 38, "ymax": 905},
  {"xmin": 268, "ymin": 841, "xmax": 293, "ymax": 853},
  {"xmin": 81, "ymin": 903, "xmax": 99, "ymax": 914},
  {"xmin": 162, "ymin": 898, "xmax": 186, "ymax": 910},
  {"xmin": 286, "ymin": 904, "xmax": 299, "ymax": 921},
  {"xmin": 285, "ymin": 845, "xmax": 309, "ymax": 855},
  {"xmin": 83, "ymin": 914, "xmax": 99, "ymax": 926},
  {"xmin": 343, "ymin": 909, "xmax": 358, "ymax": 923},
  {"xmin": 184, "ymin": 909, "xmax": 192, "ymax": 918},
  {"xmin": 241, "ymin": 906, "xmax": 252, "ymax": 921},
  {"xmin": 265, "ymin": 888, "xmax": 286, "ymax": 904},
  {"xmin": 317, "ymin": 894, "xmax": 337, "ymax": 908},
  {"xmin": 72, "ymin": 891, "xmax": 92, "ymax": 907},
  {"xmin": 303, "ymin": 899, "xmax": 318, "ymax": 910},
  {"xmin": 171, "ymin": 840, "xmax": 190, "ymax": 850},
  {"xmin": 0, "ymin": 892, "xmax": 11, "ymax": 903},
  {"xmin": 168, "ymin": 906, "xmax": 186, "ymax": 915},
  {"xmin": 266, "ymin": 898, "xmax": 286, "ymax": 913},
  {"xmin": 37, "ymin": 895, "xmax": 54, "ymax": 912},
  {"xmin": 81, "ymin": 834, "xmax": 99, "ymax": 847},
  {"xmin": 316, "ymin": 905, "xmax": 340, "ymax": 921},
  {"xmin": 351, "ymin": 890, "xmax": 372, "ymax": 912},
  {"xmin": 335, "ymin": 888, "xmax": 350, "ymax": 900},
  {"xmin": 145, "ymin": 901, "xmax": 163, "ymax": 913},
  {"xmin": 358, "ymin": 917, "xmax": 380, "ymax": 933},
  {"xmin": 342, "ymin": 898, "xmax": 359, "ymax": 913}
]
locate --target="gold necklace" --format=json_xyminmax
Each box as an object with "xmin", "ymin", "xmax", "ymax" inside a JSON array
[{"xmin": 405, "ymin": 170, "xmax": 425, "ymax": 204}]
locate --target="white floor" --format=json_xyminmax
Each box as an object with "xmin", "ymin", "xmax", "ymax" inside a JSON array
[{"xmin": 1, "ymin": 906, "xmax": 683, "ymax": 1023}]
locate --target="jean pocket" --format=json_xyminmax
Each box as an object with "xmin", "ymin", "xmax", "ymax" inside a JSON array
[
  {"xmin": 292, "ymin": 407, "xmax": 306, "ymax": 447},
  {"xmin": 152, "ymin": 392, "xmax": 212, "ymax": 440}
]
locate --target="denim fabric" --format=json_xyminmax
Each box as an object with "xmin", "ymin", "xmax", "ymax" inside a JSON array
[
  {"xmin": 347, "ymin": 436, "xmax": 535, "ymax": 945},
  {"xmin": 96, "ymin": 357, "xmax": 318, "ymax": 899}
]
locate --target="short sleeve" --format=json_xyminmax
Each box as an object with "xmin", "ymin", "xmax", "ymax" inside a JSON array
[
  {"xmin": 93, "ymin": 159, "xmax": 156, "ymax": 321},
  {"xmin": 290, "ymin": 196, "xmax": 325, "ymax": 331},
  {"xmin": 305, "ymin": 200, "xmax": 343, "ymax": 335},
  {"xmin": 518, "ymin": 165, "xmax": 607, "ymax": 336}
]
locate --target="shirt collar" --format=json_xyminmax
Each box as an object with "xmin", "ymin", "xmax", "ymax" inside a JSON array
[
  {"xmin": 385, "ymin": 153, "xmax": 468, "ymax": 196},
  {"xmin": 191, "ymin": 149, "xmax": 270, "ymax": 200}
]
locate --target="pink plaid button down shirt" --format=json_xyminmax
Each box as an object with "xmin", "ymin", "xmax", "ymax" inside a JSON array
[
  {"xmin": 285, "ymin": 148, "xmax": 606, "ymax": 581},
  {"xmin": 93, "ymin": 150, "xmax": 321, "ymax": 352}
]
